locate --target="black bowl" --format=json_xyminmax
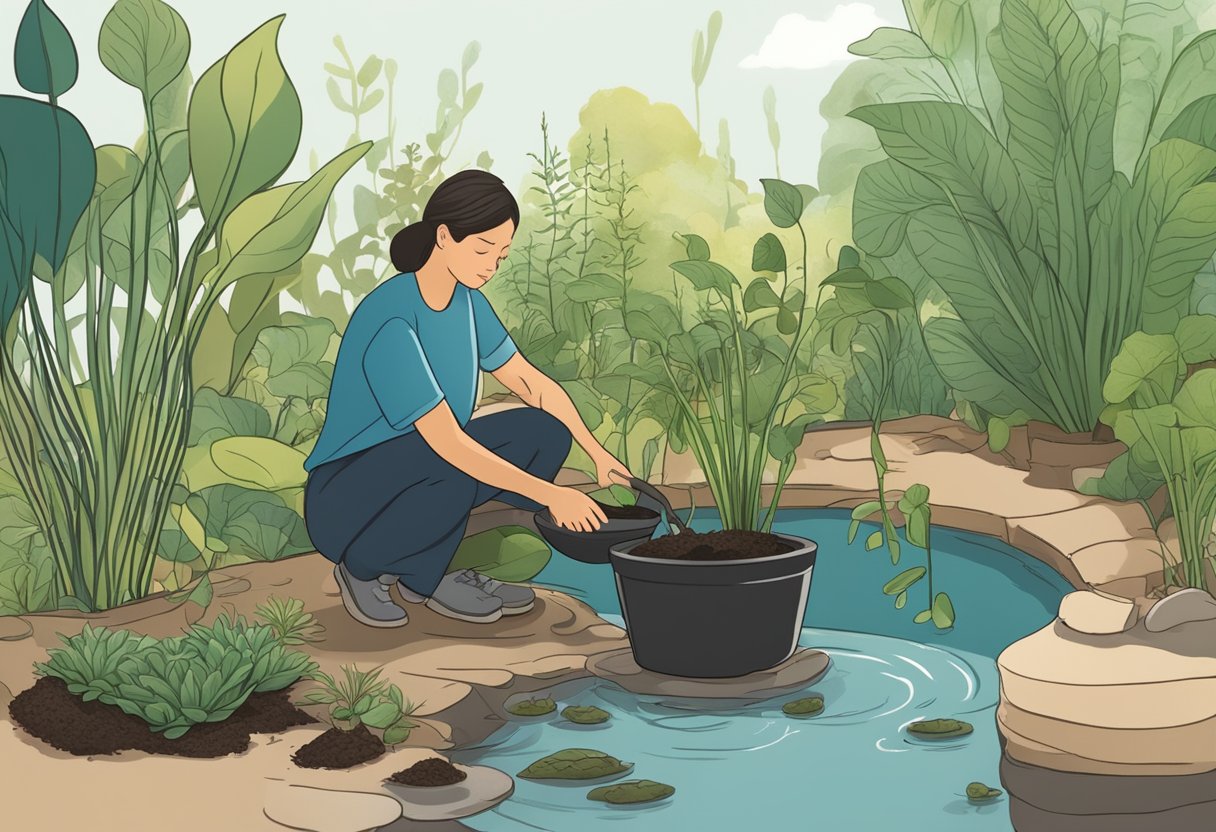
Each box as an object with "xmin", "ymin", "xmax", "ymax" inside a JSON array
[{"xmin": 534, "ymin": 507, "xmax": 662, "ymax": 564}]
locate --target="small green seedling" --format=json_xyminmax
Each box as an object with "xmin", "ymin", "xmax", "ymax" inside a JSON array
[
  {"xmin": 562, "ymin": 705, "xmax": 611, "ymax": 724},
  {"xmin": 588, "ymin": 779, "xmax": 675, "ymax": 804},
  {"xmin": 966, "ymin": 782, "xmax": 1003, "ymax": 803},
  {"xmin": 782, "ymin": 696, "xmax": 824, "ymax": 716},
  {"xmin": 907, "ymin": 718, "xmax": 973, "ymax": 739},
  {"xmin": 255, "ymin": 596, "xmax": 326, "ymax": 645},
  {"xmin": 518, "ymin": 748, "xmax": 633, "ymax": 780},
  {"xmin": 296, "ymin": 664, "xmax": 420, "ymax": 745},
  {"xmin": 507, "ymin": 696, "xmax": 556, "ymax": 716}
]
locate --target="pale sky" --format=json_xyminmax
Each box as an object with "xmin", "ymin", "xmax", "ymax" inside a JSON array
[{"xmin": 0, "ymin": 1, "xmax": 910, "ymax": 196}]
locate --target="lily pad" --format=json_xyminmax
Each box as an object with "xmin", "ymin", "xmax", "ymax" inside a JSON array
[
  {"xmin": 966, "ymin": 782, "xmax": 1003, "ymax": 803},
  {"xmin": 907, "ymin": 718, "xmax": 973, "ymax": 739},
  {"xmin": 562, "ymin": 705, "xmax": 611, "ymax": 724},
  {"xmin": 587, "ymin": 779, "xmax": 675, "ymax": 805},
  {"xmin": 506, "ymin": 697, "xmax": 556, "ymax": 717},
  {"xmin": 782, "ymin": 696, "xmax": 824, "ymax": 716},
  {"xmin": 517, "ymin": 748, "xmax": 633, "ymax": 780}
]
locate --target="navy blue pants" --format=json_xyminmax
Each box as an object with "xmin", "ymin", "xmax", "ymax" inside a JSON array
[{"xmin": 304, "ymin": 407, "xmax": 573, "ymax": 595}]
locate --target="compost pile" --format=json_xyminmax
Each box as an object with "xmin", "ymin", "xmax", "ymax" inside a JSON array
[
  {"xmin": 9, "ymin": 676, "xmax": 314, "ymax": 757},
  {"xmin": 291, "ymin": 724, "xmax": 384, "ymax": 769},
  {"xmin": 386, "ymin": 757, "xmax": 468, "ymax": 786},
  {"xmin": 631, "ymin": 529, "xmax": 798, "ymax": 560}
]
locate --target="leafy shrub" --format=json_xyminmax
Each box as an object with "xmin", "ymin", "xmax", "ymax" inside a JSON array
[
  {"xmin": 1084, "ymin": 315, "xmax": 1216, "ymax": 589},
  {"xmin": 35, "ymin": 615, "xmax": 317, "ymax": 739},
  {"xmin": 296, "ymin": 664, "xmax": 420, "ymax": 745},
  {"xmin": 36, "ymin": 624, "xmax": 158, "ymax": 703}
]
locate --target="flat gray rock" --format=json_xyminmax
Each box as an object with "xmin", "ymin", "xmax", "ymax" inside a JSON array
[
  {"xmin": 1145, "ymin": 588, "xmax": 1216, "ymax": 633},
  {"xmin": 383, "ymin": 764, "xmax": 514, "ymax": 822},
  {"xmin": 586, "ymin": 647, "xmax": 830, "ymax": 700}
]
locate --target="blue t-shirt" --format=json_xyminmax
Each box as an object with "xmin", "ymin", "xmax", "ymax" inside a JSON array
[{"xmin": 304, "ymin": 272, "xmax": 518, "ymax": 471}]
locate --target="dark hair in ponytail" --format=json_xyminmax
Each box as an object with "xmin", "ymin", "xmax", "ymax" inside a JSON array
[{"xmin": 389, "ymin": 169, "xmax": 520, "ymax": 273}]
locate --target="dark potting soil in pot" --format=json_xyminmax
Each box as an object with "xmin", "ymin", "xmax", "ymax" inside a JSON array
[
  {"xmin": 595, "ymin": 500, "xmax": 658, "ymax": 520},
  {"xmin": 386, "ymin": 757, "xmax": 468, "ymax": 786},
  {"xmin": 8, "ymin": 676, "xmax": 316, "ymax": 757},
  {"xmin": 630, "ymin": 529, "xmax": 799, "ymax": 561},
  {"xmin": 292, "ymin": 724, "xmax": 385, "ymax": 769}
]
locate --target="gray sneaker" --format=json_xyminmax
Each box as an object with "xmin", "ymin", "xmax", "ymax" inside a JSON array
[
  {"xmin": 334, "ymin": 563, "xmax": 408, "ymax": 628},
  {"xmin": 392, "ymin": 570, "xmax": 503, "ymax": 623},
  {"xmin": 388, "ymin": 569, "xmax": 534, "ymax": 617}
]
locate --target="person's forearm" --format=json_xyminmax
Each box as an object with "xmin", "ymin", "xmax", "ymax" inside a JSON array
[
  {"xmin": 431, "ymin": 426, "xmax": 561, "ymax": 506},
  {"xmin": 533, "ymin": 377, "xmax": 605, "ymax": 461}
]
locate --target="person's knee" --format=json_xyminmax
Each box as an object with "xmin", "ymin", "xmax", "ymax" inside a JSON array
[{"xmin": 530, "ymin": 409, "xmax": 571, "ymax": 456}]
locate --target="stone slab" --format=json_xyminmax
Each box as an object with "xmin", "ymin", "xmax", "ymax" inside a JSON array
[{"xmin": 586, "ymin": 647, "xmax": 830, "ymax": 700}]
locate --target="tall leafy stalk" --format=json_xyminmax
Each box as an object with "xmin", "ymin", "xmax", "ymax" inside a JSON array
[{"xmin": 0, "ymin": 1, "xmax": 366, "ymax": 611}]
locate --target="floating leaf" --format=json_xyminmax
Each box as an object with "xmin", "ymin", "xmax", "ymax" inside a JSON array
[
  {"xmin": 931, "ymin": 592, "xmax": 956, "ymax": 629},
  {"xmin": 908, "ymin": 719, "xmax": 973, "ymax": 739},
  {"xmin": 507, "ymin": 697, "xmax": 556, "ymax": 717},
  {"xmin": 883, "ymin": 567, "xmax": 925, "ymax": 595},
  {"xmin": 562, "ymin": 705, "xmax": 611, "ymax": 724},
  {"xmin": 587, "ymin": 779, "xmax": 675, "ymax": 805},
  {"xmin": 782, "ymin": 696, "xmax": 824, "ymax": 716},
  {"xmin": 966, "ymin": 781, "xmax": 1003, "ymax": 802},
  {"xmin": 517, "ymin": 748, "xmax": 633, "ymax": 780}
]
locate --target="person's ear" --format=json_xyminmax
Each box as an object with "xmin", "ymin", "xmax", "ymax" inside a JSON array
[{"xmin": 435, "ymin": 223, "xmax": 450, "ymax": 249}]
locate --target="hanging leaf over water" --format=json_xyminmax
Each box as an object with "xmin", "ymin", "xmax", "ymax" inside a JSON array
[
  {"xmin": 517, "ymin": 748, "xmax": 633, "ymax": 780},
  {"xmin": 587, "ymin": 779, "xmax": 675, "ymax": 805},
  {"xmin": 931, "ymin": 592, "xmax": 956, "ymax": 629}
]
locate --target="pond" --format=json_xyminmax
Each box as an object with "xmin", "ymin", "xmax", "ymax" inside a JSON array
[{"xmin": 451, "ymin": 508, "xmax": 1074, "ymax": 831}]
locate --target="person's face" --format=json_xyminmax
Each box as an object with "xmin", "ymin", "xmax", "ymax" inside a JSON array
[{"xmin": 435, "ymin": 218, "xmax": 515, "ymax": 290}]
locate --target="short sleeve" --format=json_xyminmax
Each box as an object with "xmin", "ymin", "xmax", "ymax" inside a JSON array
[
  {"xmin": 362, "ymin": 318, "xmax": 445, "ymax": 430},
  {"xmin": 470, "ymin": 290, "xmax": 518, "ymax": 371}
]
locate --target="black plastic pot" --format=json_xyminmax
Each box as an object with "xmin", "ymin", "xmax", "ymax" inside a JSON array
[
  {"xmin": 608, "ymin": 534, "xmax": 817, "ymax": 678},
  {"xmin": 534, "ymin": 506, "xmax": 661, "ymax": 564}
]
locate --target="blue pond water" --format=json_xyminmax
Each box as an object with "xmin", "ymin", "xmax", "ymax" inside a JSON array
[{"xmin": 452, "ymin": 508, "xmax": 1073, "ymax": 831}]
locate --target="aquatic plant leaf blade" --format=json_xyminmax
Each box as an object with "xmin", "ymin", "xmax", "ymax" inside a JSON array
[
  {"xmin": 517, "ymin": 748, "xmax": 632, "ymax": 780},
  {"xmin": 931, "ymin": 592, "xmax": 956, "ymax": 629},
  {"xmin": 587, "ymin": 780, "xmax": 675, "ymax": 804},
  {"xmin": 882, "ymin": 567, "xmax": 925, "ymax": 595},
  {"xmin": 909, "ymin": 718, "xmax": 973, "ymax": 738},
  {"xmin": 782, "ymin": 696, "xmax": 824, "ymax": 716},
  {"xmin": 507, "ymin": 697, "xmax": 556, "ymax": 717},
  {"xmin": 562, "ymin": 705, "xmax": 611, "ymax": 724}
]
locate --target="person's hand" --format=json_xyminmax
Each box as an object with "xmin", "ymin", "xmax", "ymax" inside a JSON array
[
  {"xmin": 545, "ymin": 485, "xmax": 609, "ymax": 532},
  {"xmin": 592, "ymin": 451, "xmax": 634, "ymax": 489}
]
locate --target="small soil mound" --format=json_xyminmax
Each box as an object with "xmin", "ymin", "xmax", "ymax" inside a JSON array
[
  {"xmin": 387, "ymin": 757, "xmax": 468, "ymax": 786},
  {"xmin": 9, "ymin": 676, "xmax": 315, "ymax": 758},
  {"xmin": 595, "ymin": 500, "xmax": 658, "ymax": 520},
  {"xmin": 292, "ymin": 724, "xmax": 384, "ymax": 769},
  {"xmin": 631, "ymin": 529, "xmax": 798, "ymax": 561}
]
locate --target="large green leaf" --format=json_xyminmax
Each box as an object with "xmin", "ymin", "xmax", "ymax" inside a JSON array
[
  {"xmin": 565, "ymin": 272, "xmax": 621, "ymax": 303},
  {"xmin": 99, "ymin": 0, "xmax": 189, "ymax": 97},
  {"xmin": 752, "ymin": 233, "xmax": 786, "ymax": 272},
  {"xmin": 448, "ymin": 525, "xmax": 552, "ymax": 582},
  {"xmin": 670, "ymin": 260, "xmax": 737, "ymax": 296},
  {"xmin": 189, "ymin": 387, "xmax": 272, "ymax": 447},
  {"xmin": 1147, "ymin": 31, "xmax": 1216, "ymax": 151},
  {"xmin": 1101, "ymin": 332, "xmax": 1182, "ymax": 406},
  {"xmin": 192, "ymin": 484, "xmax": 311, "ymax": 562},
  {"xmin": 210, "ymin": 436, "xmax": 307, "ymax": 490},
  {"xmin": 848, "ymin": 27, "xmax": 932, "ymax": 59},
  {"xmin": 14, "ymin": 0, "xmax": 77, "ymax": 97},
  {"xmin": 760, "ymin": 178, "xmax": 803, "ymax": 228},
  {"xmin": 1141, "ymin": 178, "xmax": 1216, "ymax": 334},
  {"xmin": 250, "ymin": 312, "xmax": 336, "ymax": 400},
  {"xmin": 187, "ymin": 15, "xmax": 302, "ymax": 226},
  {"xmin": 205, "ymin": 142, "xmax": 371, "ymax": 295},
  {"xmin": 0, "ymin": 95, "xmax": 95, "ymax": 329},
  {"xmin": 853, "ymin": 159, "xmax": 950, "ymax": 258}
]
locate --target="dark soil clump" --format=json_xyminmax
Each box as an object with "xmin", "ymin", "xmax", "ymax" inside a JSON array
[
  {"xmin": 9, "ymin": 676, "xmax": 315, "ymax": 758},
  {"xmin": 595, "ymin": 500, "xmax": 658, "ymax": 520},
  {"xmin": 387, "ymin": 757, "xmax": 468, "ymax": 786},
  {"xmin": 292, "ymin": 724, "xmax": 385, "ymax": 769},
  {"xmin": 631, "ymin": 529, "xmax": 798, "ymax": 561}
]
